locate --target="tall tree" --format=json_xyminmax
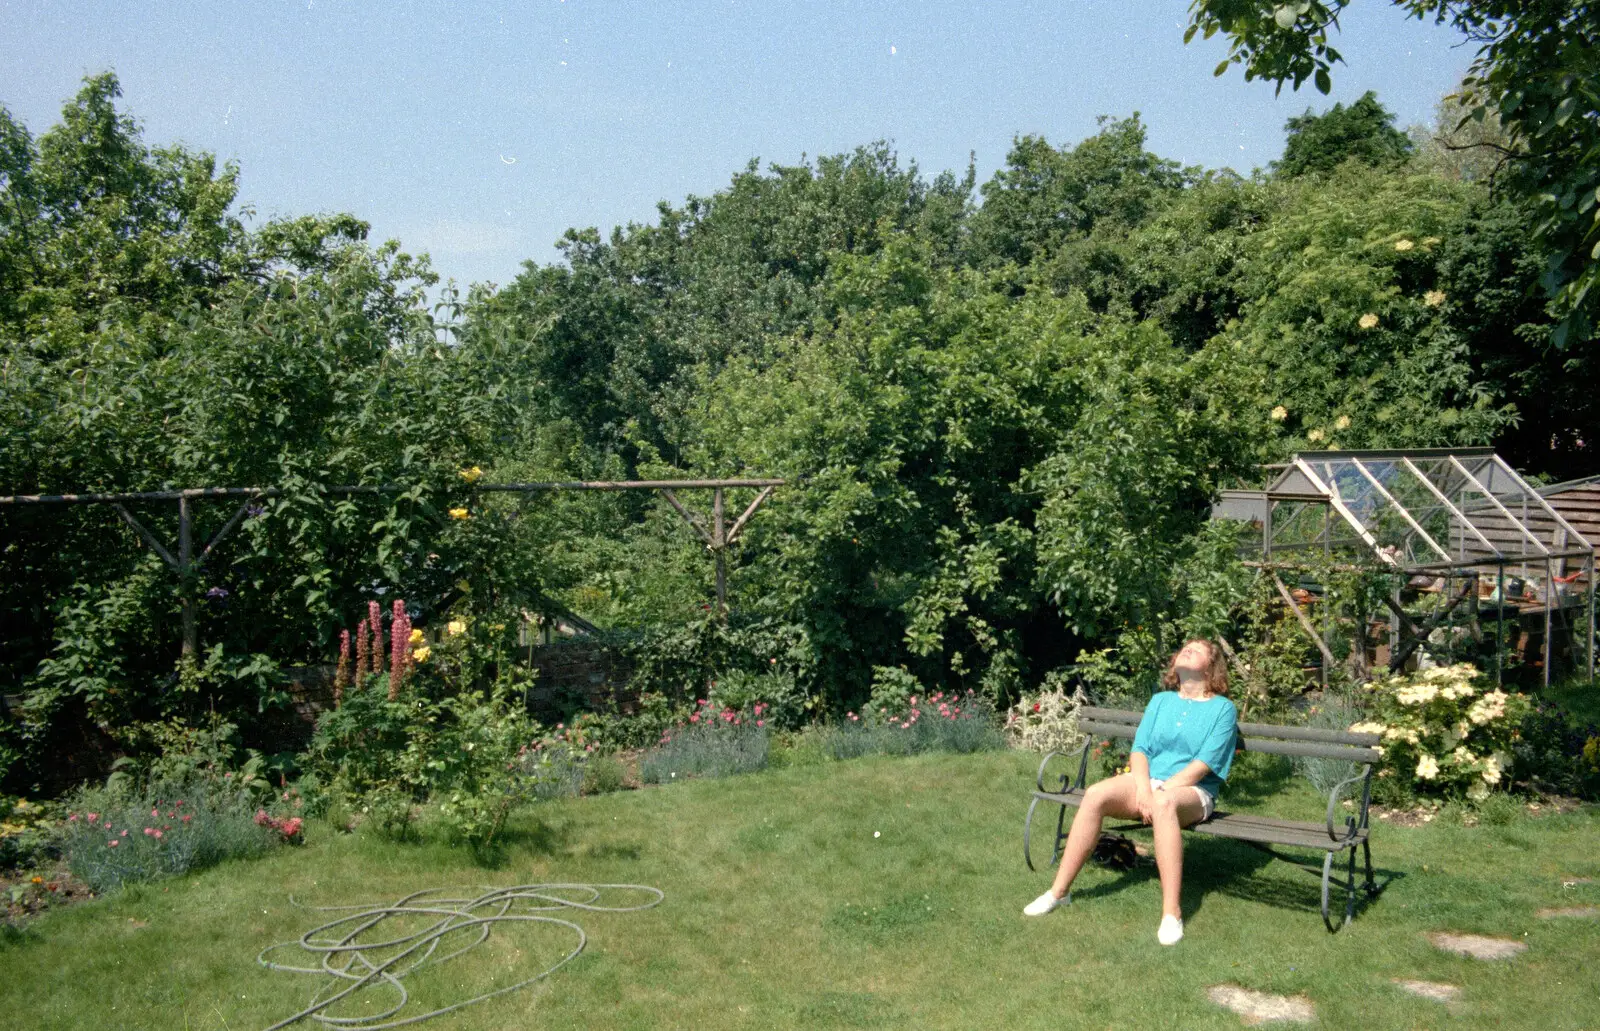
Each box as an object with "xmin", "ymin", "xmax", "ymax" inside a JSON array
[
  {"xmin": 1186, "ymin": 1, "xmax": 1600, "ymax": 347},
  {"xmin": 1276, "ymin": 90, "xmax": 1414, "ymax": 177}
]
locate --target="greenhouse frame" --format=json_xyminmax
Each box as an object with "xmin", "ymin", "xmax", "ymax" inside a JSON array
[{"xmin": 1213, "ymin": 449, "xmax": 1597, "ymax": 687}]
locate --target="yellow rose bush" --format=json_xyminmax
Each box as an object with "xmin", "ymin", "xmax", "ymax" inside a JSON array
[{"xmin": 1354, "ymin": 663, "xmax": 1528, "ymax": 800}]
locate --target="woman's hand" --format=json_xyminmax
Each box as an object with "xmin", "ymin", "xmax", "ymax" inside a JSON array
[{"xmin": 1134, "ymin": 784, "xmax": 1155, "ymax": 825}]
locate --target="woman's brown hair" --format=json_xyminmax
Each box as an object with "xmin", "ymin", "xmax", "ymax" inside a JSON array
[{"xmin": 1160, "ymin": 638, "xmax": 1229, "ymax": 696}]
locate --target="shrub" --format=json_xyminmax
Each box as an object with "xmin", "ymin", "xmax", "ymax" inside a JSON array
[
  {"xmin": 1004, "ymin": 676, "xmax": 1084, "ymax": 754},
  {"xmin": 709, "ymin": 668, "xmax": 809, "ymax": 730},
  {"xmin": 824, "ymin": 689, "xmax": 1004, "ymax": 760},
  {"xmin": 1293, "ymin": 692, "xmax": 1363, "ymax": 795},
  {"xmin": 639, "ymin": 702, "xmax": 770, "ymax": 783},
  {"xmin": 581, "ymin": 755, "xmax": 627, "ymax": 795},
  {"xmin": 1352, "ymin": 663, "xmax": 1529, "ymax": 801},
  {"xmin": 1513, "ymin": 700, "xmax": 1600, "ymax": 800},
  {"xmin": 60, "ymin": 782, "xmax": 279, "ymax": 893}
]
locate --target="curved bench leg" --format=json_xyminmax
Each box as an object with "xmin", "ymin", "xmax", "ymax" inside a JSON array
[
  {"xmin": 1362, "ymin": 839, "xmax": 1376, "ymax": 896},
  {"xmin": 1344, "ymin": 845, "xmax": 1358, "ymax": 927},
  {"xmin": 1320, "ymin": 851, "xmax": 1335, "ymax": 931},
  {"xmin": 1024, "ymin": 797, "xmax": 1042, "ymax": 871},
  {"xmin": 1023, "ymin": 799, "xmax": 1069, "ymax": 873}
]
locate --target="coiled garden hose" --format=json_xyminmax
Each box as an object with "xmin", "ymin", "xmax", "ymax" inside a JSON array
[{"xmin": 257, "ymin": 883, "xmax": 664, "ymax": 1030}]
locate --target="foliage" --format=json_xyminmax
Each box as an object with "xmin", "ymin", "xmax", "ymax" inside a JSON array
[
  {"xmin": 1275, "ymin": 90, "xmax": 1414, "ymax": 177},
  {"xmin": 824, "ymin": 689, "xmax": 1004, "ymax": 759},
  {"xmin": 1186, "ymin": 0, "xmax": 1599, "ymax": 346},
  {"xmin": 1291, "ymin": 692, "xmax": 1363, "ymax": 795},
  {"xmin": 639, "ymin": 701, "xmax": 770, "ymax": 783},
  {"xmin": 59, "ymin": 781, "xmax": 279, "ymax": 892},
  {"xmin": 1003, "ymin": 674, "xmax": 1085, "ymax": 754},
  {"xmin": 1352, "ymin": 663, "xmax": 1529, "ymax": 799},
  {"xmin": 1513, "ymin": 697, "xmax": 1600, "ymax": 801}
]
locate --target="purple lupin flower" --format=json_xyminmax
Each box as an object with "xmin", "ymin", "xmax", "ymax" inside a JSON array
[
  {"xmin": 335, "ymin": 629, "xmax": 351, "ymax": 707},
  {"xmin": 354, "ymin": 620, "xmax": 369, "ymax": 686}
]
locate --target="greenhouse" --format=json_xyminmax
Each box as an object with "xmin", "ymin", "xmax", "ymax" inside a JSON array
[{"xmin": 1213, "ymin": 449, "xmax": 1597, "ymax": 686}]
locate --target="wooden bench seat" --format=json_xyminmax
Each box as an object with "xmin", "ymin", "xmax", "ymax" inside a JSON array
[{"xmin": 1023, "ymin": 706, "xmax": 1382, "ymax": 932}]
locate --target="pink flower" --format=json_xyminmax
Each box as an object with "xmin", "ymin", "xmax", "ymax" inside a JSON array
[
  {"xmin": 910, "ymin": 696, "xmax": 918, "ymax": 706},
  {"xmin": 152, "ymin": 830, "xmax": 163, "ymax": 839},
  {"xmin": 144, "ymin": 827, "xmax": 155, "ymax": 836},
  {"xmin": 108, "ymin": 840, "xmax": 119, "ymax": 848},
  {"xmin": 175, "ymin": 800, "xmax": 184, "ymax": 807},
  {"xmin": 68, "ymin": 814, "xmax": 79, "ymax": 822},
  {"xmin": 87, "ymin": 813, "xmax": 98, "ymax": 822},
  {"xmin": 120, "ymin": 829, "xmax": 129, "ymax": 836},
  {"xmin": 152, "ymin": 808, "xmax": 160, "ymax": 818},
  {"xmin": 756, "ymin": 720, "xmax": 765, "ymax": 727},
  {"xmin": 182, "ymin": 814, "xmax": 192, "ymax": 823},
  {"xmin": 690, "ymin": 714, "xmax": 700, "ymax": 723}
]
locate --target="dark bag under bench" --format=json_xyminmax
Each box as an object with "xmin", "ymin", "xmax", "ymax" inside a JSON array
[{"xmin": 1024, "ymin": 705, "xmax": 1383, "ymax": 932}]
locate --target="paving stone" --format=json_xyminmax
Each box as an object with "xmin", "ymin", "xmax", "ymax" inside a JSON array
[
  {"xmin": 1206, "ymin": 984, "xmax": 1316, "ymax": 1025},
  {"xmin": 1427, "ymin": 931, "xmax": 1527, "ymax": 960},
  {"xmin": 1393, "ymin": 979, "xmax": 1462, "ymax": 1003},
  {"xmin": 1537, "ymin": 906, "xmax": 1600, "ymax": 919}
]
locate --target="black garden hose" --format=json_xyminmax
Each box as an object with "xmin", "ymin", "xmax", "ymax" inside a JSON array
[{"xmin": 257, "ymin": 883, "xmax": 664, "ymax": 1030}]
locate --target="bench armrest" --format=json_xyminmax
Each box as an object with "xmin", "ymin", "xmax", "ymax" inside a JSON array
[
  {"xmin": 1034, "ymin": 749, "xmax": 1073, "ymax": 794},
  {"xmin": 1324, "ymin": 765, "xmax": 1373, "ymax": 843}
]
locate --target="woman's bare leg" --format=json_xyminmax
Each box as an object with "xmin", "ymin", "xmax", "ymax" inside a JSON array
[
  {"xmin": 1047, "ymin": 773, "xmax": 1142, "ymax": 899},
  {"xmin": 1149, "ymin": 787, "xmax": 1208, "ymax": 918}
]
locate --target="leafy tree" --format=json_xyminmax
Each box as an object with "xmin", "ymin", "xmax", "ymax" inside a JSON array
[
  {"xmin": 1275, "ymin": 90, "xmax": 1414, "ymax": 177},
  {"xmin": 1218, "ymin": 163, "xmax": 1517, "ymax": 451},
  {"xmin": 967, "ymin": 115, "xmax": 1191, "ymax": 270},
  {"xmin": 1185, "ymin": 0, "xmax": 1599, "ymax": 346}
]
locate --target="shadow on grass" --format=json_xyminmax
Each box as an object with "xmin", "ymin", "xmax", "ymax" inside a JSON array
[
  {"xmin": 0, "ymin": 923, "xmax": 41, "ymax": 952},
  {"xmin": 1068, "ymin": 836, "xmax": 1276, "ymax": 922},
  {"xmin": 795, "ymin": 990, "xmax": 895, "ymax": 1028},
  {"xmin": 466, "ymin": 817, "xmax": 575, "ymax": 868}
]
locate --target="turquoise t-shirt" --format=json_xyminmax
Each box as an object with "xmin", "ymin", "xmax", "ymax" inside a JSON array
[{"xmin": 1130, "ymin": 691, "xmax": 1238, "ymax": 796}]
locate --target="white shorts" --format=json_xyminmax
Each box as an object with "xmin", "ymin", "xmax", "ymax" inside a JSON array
[{"xmin": 1150, "ymin": 779, "xmax": 1215, "ymax": 822}]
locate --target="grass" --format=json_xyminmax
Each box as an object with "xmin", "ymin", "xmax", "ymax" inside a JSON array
[{"xmin": 1, "ymin": 750, "xmax": 1597, "ymax": 1030}]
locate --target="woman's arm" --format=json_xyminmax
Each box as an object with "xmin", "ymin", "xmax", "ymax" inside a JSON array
[
  {"xmin": 1129, "ymin": 751, "xmax": 1156, "ymax": 823},
  {"xmin": 1156, "ymin": 758, "xmax": 1212, "ymax": 790}
]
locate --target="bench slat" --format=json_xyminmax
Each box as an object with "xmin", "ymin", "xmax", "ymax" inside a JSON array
[
  {"xmin": 1031, "ymin": 790, "xmax": 1365, "ymax": 852},
  {"xmin": 1079, "ymin": 722, "xmax": 1380, "ymax": 763},
  {"xmin": 1080, "ymin": 706, "xmax": 1380, "ymax": 747}
]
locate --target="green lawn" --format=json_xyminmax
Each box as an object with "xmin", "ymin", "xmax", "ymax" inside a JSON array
[{"xmin": 3, "ymin": 750, "xmax": 1597, "ymax": 1030}]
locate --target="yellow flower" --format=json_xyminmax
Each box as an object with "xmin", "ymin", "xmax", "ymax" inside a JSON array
[
  {"xmin": 448, "ymin": 507, "xmax": 470, "ymax": 521},
  {"xmin": 1421, "ymin": 236, "xmax": 1441, "ymax": 247},
  {"xmin": 412, "ymin": 646, "xmax": 431, "ymax": 663},
  {"xmin": 1423, "ymin": 290, "xmax": 1446, "ymax": 307},
  {"xmin": 1270, "ymin": 405, "xmax": 1288, "ymax": 422},
  {"xmin": 1394, "ymin": 239, "xmax": 1415, "ymax": 252},
  {"xmin": 447, "ymin": 619, "xmax": 467, "ymax": 637},
  {"xmin": 1307, "ymin": 428, "xmax": 1326, "ymax": 443},
  {"xmin": 1358, "ymin": 313, "xmax": 1380, "ymax": 330},
  {"xmin": 1334, "ymin": 414, "xmax": 1350, "ymax": 430},
  {"xmin": 408, "ymin": 628, "xmax": 423, "ymax": 646},
  {"xmin": 459, "ymin": 466, "xmax": 484, "ymax": 483}
]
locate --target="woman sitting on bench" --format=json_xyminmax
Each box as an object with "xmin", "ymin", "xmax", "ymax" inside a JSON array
[{"xmin": 1022, "ymin": 638, "xmax": 1237, "ymax": 945}]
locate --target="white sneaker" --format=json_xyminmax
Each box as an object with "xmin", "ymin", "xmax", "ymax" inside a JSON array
[
  {"xmin": 1023, "ymin": 890, "xmax": 1069, "ymax": 916},
  {"xmin": 1157, "ymin": 914, "xmax": 1184, "ymax": 945}
]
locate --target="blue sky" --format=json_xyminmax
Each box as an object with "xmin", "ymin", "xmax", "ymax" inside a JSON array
[{"xmin": 1, "ymin": 1, "xmax": 1475, "ymax": 290}]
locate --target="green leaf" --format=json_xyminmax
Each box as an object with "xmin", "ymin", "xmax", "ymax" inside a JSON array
[
  {"xmin": 1214, "ymin": 59, "xmax": 1232, "ymax": 77},
  {"xmin": 1314, "ymin": 68, "xmax": 1331, "ymax": 95}
]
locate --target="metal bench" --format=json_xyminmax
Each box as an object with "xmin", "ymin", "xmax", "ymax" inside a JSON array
[{"xmin": 1024, "ymin": 705, "xmax": 1382, "ymax": 932}]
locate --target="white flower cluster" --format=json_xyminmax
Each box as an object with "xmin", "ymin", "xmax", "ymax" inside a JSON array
[{"xmin": 1466, "ymin": 690, "xmax": 1509, "ymax": 726}]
